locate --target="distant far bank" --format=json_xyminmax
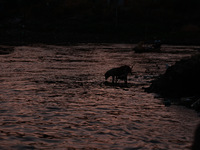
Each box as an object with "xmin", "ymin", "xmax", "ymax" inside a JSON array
[
  {"xmin": 1, "ymin": 0, "xmax": 200, "ymax": 45},
  {"xmin": 0, "ymin": 26, "xmax": 200, "ymax": 46}
]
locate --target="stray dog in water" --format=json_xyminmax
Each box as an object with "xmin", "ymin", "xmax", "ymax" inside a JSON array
[{"xmin": 105, "ymin": 65, "xmax": 132, "ymax": 84}]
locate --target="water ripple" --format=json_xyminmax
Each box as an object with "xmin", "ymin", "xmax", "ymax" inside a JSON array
[{"xmin": 0, "ymin": 44, "xmax": 199, "ymax": 149}]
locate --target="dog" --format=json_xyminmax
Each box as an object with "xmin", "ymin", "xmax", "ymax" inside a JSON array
[{"xmin": 105, "ymin": 65, "xmax": 132, "ymax": 84}]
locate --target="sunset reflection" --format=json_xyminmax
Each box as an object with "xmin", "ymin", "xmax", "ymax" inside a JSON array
[{"xmin": 0, "ymin": 44, "xmax": 199, "ymax": 149}]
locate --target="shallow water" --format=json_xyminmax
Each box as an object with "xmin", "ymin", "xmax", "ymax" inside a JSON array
[{"xmin": 0, "ymin": 44, "xmax": 200, "ymax": 150}]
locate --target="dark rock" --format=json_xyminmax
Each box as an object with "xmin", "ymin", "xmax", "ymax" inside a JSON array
[
  {"xmin": 146, "ymin": 54, "xmax": 200, "ymax": 110},
  {"xmin": 163, "ymin": 98, "xmax": 171, "ymax": 107},
  {"xmin": 146, "ymin": 54, "xmax": 200, "ymax": 98},
  {"xmin": 192, "ymin": 124, "xmax": 200, "ymax": 150},
  {"xmin": 0, "ymin": 46, "xmax": 14, "ymax": 55}
]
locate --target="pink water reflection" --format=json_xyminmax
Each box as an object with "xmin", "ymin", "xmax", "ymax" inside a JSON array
[{"xmin": 0, "ymin": 44, "xmax": 199, "ymax": 149}]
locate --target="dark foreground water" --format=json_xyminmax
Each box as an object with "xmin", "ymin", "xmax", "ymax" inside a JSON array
[{"xmin": 0, "ymin": 44, "xmax": 200, "ymax": 150}]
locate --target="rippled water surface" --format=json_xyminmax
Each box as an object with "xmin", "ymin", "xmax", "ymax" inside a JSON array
[{"xmin": 0, "ymin": 44, "xmax": 200, "ymax": 150}]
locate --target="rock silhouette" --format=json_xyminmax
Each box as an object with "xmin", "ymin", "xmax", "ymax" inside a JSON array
[{"xmin": 146, "ymin": 54, "xmax": 200, "ymax": 110}]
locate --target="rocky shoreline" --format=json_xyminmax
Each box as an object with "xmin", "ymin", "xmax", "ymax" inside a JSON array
[{"xmin": 146, "ymin": 54, "xmax": 200, "ymax": 111}]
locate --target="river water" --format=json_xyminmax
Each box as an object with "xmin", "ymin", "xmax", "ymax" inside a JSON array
[{"xmin": 0, "ymin": 44, "xmax": 200, "ymax": 150}]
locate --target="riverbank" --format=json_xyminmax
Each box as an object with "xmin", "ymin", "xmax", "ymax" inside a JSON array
[
  {"xmin": 1, "ymin": 0, "xmax": 200, "ymax": 46},
  {"xmin": 1, "ymin": 19, "xmax": 200, "ymax": 46},
  {"xmin": 1, "ymin": 30, "xmax": 200, "ymax": 46}
]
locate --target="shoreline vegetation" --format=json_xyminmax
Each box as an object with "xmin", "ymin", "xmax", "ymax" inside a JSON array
[{"xmin": 0, "ymin": 0, "xmax": 200, "ymax": 46}]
